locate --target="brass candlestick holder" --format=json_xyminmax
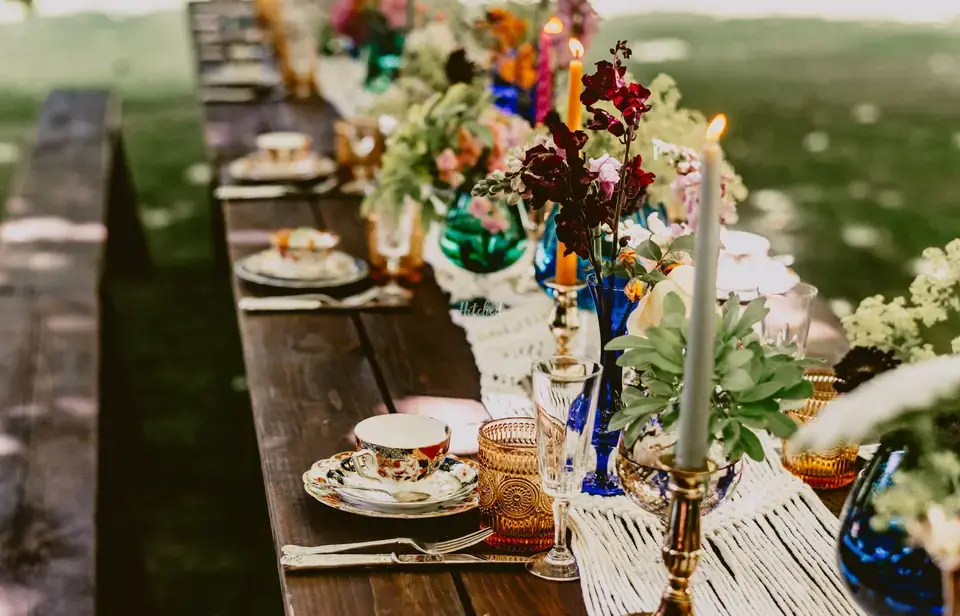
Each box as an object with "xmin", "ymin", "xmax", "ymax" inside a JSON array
[
  {"xmin": 544, "ymin": 277, "xmax": 586, "ymax": 356},
  {"xmin": 631, "ymin": 456, "xmax": 715, "ymax": 616}
]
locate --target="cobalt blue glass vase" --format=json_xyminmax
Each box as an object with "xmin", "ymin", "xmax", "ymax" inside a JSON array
[
  {"xmin": 582, "ymin": 273, "xmax": 638, "ymax": 496},
  {"xmin": 534, "ymin": 202, "xmax": 670, "ymax": 310},
  {"xmin": 837, "ymin": 441, "xmax": 942, "ymax": 616}
]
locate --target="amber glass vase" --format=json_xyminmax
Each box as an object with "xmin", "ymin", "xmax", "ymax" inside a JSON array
[
  {"xmin": 781, "ymin": 368, "xmax": 859, "ymax": 489},
  {"xmin": 477, "ymin": 418, "xmax": 553, "ymax": 552}
]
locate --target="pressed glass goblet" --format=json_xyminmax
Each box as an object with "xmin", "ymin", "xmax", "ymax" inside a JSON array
[
  {"xmin": 344, "ymin": 123, "xmax": 377, "ymax": 195},
  {"xmin": 373, "ymin": 198, "xmax": 417, "ymax": 303},
  {"xmin": 527, "ymin": 356, "xmax": 602, "ymax": 582}
]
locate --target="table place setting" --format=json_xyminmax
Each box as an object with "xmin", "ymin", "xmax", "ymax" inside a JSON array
[
  {"xmin": 193, "ymin": 4, "xmax": 960, "ymax": 613},
  {"xmin": 226, "ymin": 131, "xmax": 337, "ymax": 186}
]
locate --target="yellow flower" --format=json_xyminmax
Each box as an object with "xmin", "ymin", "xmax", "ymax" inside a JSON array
[
  {"xmin": 624, "ymin": 278, "xmax": 647, "ymax": 303},
  {"xmin": 616, "ymin": 248, "xmax": 639, "ymax": 268}
]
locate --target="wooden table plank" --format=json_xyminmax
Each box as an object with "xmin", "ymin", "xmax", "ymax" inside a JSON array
[{"xmin": 224, "ymin": 199, "xmax": 467, "ymax": 616}]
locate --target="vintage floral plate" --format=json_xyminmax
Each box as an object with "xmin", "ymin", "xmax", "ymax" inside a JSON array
[
  {"xmin": 303, "ymin": 452, "xmax": 478, "ymax": 514},
  {"xmin": 234, "ymin": 251, "xmax": 369, "ymax": 289}
]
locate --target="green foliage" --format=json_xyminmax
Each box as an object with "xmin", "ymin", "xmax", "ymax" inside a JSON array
[
  {"xmin": 607, "ymin": 294, "xmax": 822, "ymax": 462},
  {"xmin": 361, "ymin": 82, "xmax": 492, "ymax": 225}
]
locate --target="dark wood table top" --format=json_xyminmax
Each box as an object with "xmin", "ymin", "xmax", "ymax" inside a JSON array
[{"xmin": 206, "ymin": 97, "xmax": 853, "ymax": 616}]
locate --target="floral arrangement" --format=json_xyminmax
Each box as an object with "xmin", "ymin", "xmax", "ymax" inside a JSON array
[
  {"xmin": 473, "ymin": 42, "xmax": 720, "ymax": 435},
  {"xmin": 550, "ymin": 0, "xmax": 598, "ymax": 65},
  {"xmin": 329, "ymin": 0, "xmax": 408, "ymax": 49},
  {"xmin": 834, "ymin": 238, "xmax": 960, "ymax": 393},
  {"xmin": 793, "ymin": 355, "xmax": 960, "ymax": 565},
  {"xmin": 609, "ymin": 293, "xmax": 817, "ymax": 462},
  {"xmin": 366, "ymin": 16, "xmax": 484, "ymax": 119},
  {"xmin": 556, "ymin": 72, "xmax": 747, "ymax": 224},
  {"xmin": 476, "ymin": 7, "xmax": 540, "ymax": 90},
  {"xmin": 361, "ymin": 82, "xmax": 532, "ymax": 223}
]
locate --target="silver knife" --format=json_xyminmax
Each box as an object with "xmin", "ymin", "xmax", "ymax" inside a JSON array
[
  {"xmin": 281, "ymin": 553, "xmax": 529, "ymax": 571},
  {"xmin": 216, "ymin": 177, "xmax": 338, "ymax": 201}
]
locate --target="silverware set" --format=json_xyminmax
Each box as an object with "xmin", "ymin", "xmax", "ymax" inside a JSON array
[
  {"xmin": 283, "ymin": 527, "xmax": 493, "ymax": 557},
  {"xmin": 238, "ymin": 287, "xmax": 385, "ymax": 312},
  {"xmin": 279, "ymin": 528, "xmax": 526, "ymax": 571}
]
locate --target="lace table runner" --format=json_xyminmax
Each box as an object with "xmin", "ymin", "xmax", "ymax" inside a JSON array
[{"xmin": 423, "ymin": 233, "xmax": 863, "ymax": 616}]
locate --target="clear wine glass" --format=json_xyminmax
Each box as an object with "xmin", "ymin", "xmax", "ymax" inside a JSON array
[
  {"xmin": 374, "ymin": 198, "xmax": 418, "ymax": 303},
  {"xmin": 527, "ymin": 356, "xmax": 602, "ymax": 582},
  {"xmin": 513, "ymin": 202, "xmax": 543, "ymax": 294}
]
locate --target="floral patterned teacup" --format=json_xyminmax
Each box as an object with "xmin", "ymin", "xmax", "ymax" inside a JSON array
[{"xmin": 352, "ymin": 415, "xmax": 452, "ymax": 483}]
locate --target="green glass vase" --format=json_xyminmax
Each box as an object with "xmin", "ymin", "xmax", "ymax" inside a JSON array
[{"xmin": 439, "ymin": 185, "xmax": 527, "ymax": 274}]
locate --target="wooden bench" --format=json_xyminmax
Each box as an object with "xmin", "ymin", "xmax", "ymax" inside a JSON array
[{"xmin": 0, "ymin": 89, "xmax": 150, "ymax": 616}]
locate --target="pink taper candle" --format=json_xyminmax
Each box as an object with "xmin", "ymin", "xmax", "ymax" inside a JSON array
[{"xmin": 536, "ymin": 17, "xmax": 563, "ymax": 125}]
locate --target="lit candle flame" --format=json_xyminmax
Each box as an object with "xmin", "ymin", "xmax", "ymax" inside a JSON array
[
  {"xmin": 544, "ymin": 17, "xmax": 563, "ymax": 34},
  {"xmin": 569, "ymin": 38, "xmax": 584, "ymax": 60},
  {"xmin": 706, "ymin": 114, "xmax": 727, "ymax": 142}
]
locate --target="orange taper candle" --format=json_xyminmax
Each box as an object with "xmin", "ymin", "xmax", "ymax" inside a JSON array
[{"xmin": 555, "ymin": 38, "xmax": 585, "ymax": 286}]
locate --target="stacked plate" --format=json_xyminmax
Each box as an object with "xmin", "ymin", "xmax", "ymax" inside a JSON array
[
  {"xmin": 302, "ymin": 452, "xmax": 479, "ymax": 519},
  {"xmin": 234, "ymin": 249, "xmax": 369, "ymax": 289}
]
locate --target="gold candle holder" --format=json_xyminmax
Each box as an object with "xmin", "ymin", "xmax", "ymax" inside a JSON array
[
  {"xmin": 633, "ymin": 456, "xmax": 715, "ymax": 616},
  {"xmin": 544, "ymin": 277, "xmax": 586, "ymax": 356}
]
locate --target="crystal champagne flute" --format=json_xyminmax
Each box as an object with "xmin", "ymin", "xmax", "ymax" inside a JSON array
[{"xmin": 528, "ymin": 356, "xmax": 602, "ymax": 582}]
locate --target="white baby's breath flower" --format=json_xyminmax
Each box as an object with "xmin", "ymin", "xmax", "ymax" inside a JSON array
[{"xmin": 791, "ymin": 355, "xmax": 960, "ymax": 451}]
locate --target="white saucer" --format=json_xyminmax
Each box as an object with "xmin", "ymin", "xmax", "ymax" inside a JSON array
[
  {"xmin": 227, "ymin": 153, "xmax": 336, "ymax": 183},
  {"xmin": 302, "ymin": 452, "xmax": 479, "ymax": 519}
]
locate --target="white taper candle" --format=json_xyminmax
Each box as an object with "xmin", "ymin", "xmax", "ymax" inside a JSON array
[{"xmin": 676, "ymin": 114, "xmax": 727, "ymax": 470}]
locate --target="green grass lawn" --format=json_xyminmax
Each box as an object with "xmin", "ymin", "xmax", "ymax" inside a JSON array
[{"xmin": 1, "ymin": 9, "xmax": 959, "ymax": 615}]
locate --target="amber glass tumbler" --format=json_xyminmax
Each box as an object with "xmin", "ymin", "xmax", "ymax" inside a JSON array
[
  {"xmin": 477, "ymin": 418, "xmax": 554, "ymax": 551},
  {"xmin": 781, "ymin": 368, "xmax": 859, "ymax": 489}
]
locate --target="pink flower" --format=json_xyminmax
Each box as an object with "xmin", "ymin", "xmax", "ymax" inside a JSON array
[
  {"xmin": 330, "ymin": 0, "xmax": 360, "ymax": 37},
  {"xmin": 588, "ymin": 154, "xmax": 623, "ymax": 201},
  {"xmin": 481, "ymin": 210, "xmax": 511, "ymax": 234},
  {"xmin": 435, "ymin": 148, "xmax": 464, "ymax": 187},
  {"xmin": 671, "ymin": 166, "xmax": 736, "ymax": 232},
  {"xmin": 467, "ymin": 196, "xmax": 493, "ymax": 218},
  {"xmin": 380, "ymin": 0, "xmax": 409, "ymax": 30}
]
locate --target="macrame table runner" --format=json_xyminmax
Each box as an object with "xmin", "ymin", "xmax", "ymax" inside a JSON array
[{"xmin": 423, "ymin": 235, "xmax": 863, "ymax": 616}]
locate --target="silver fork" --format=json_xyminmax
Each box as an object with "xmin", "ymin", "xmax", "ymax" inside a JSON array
[{"xmin": 281, "ymin": 527, "xmax": 494, "ymax": 556}]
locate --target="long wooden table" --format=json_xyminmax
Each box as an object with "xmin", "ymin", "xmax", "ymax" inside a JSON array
[{"xmin": 204, "ymin": 97, "xmax": 852, "ymax": 616}]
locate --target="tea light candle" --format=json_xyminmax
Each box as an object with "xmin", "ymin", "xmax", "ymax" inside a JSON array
[
  {"xmin": 676, "ymin": 114, "xmax": 726, "ymax": 471},
  {"xmin": 555, "ymin": 38, "xmax": 585, "ymax": 286}
]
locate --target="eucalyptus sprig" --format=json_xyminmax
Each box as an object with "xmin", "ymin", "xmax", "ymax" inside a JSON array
[{"xmin": 606, "ymin": 293, "xmax": 822, "ymax": 462}]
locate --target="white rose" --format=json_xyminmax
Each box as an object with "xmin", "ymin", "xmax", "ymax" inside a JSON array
[{"xmin": 626, "ymin": 265, "xmax": 698, "ymax": 336}]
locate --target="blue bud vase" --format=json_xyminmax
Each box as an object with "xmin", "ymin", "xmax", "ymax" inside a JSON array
[
  {"xmin": 583, "ymin": 273, "xmax": 638, "ymax": 496},
  {"xmin": 837, "ymin": 440, "xmax": 942, "ymax": 615},
  {"xmin": 534, "ymin": 201, "xmax": 670, "ymax": 309},
  {"xmin": 439, "ymin": 183, "xmax": 528, "ymax": 274}
]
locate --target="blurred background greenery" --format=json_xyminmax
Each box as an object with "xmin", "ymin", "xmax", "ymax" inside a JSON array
[{"xmin": 0, "ymin": 5, "xmax": 958, "ymax": 615}]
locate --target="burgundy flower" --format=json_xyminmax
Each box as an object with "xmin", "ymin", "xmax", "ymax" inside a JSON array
[
  {"xmin": 587, "ymin": 108, "xmax": 625, "ymax": 137},
  {"xmin": 622, "ymin": 154, "xmax": 656, "ymax": 198},
  {"xmin": 612, "ymin": 82, "xmax": 652, "ymax": 127},
  {"xmin": 580, "ymin": 60, "xmax": 625, "ymax": 107}
]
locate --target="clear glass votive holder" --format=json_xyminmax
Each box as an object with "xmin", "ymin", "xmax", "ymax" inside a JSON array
[
  {"xmin": 762, "ymin": 282, "xmax": 818, "ymax": 357},
  {"xmin": 477, "ymin": 418, "xmax": 554, "ymax": 552},
  {"xmin": 781, "ymin": 367, "xmax": 859, "ymax": 489}
]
